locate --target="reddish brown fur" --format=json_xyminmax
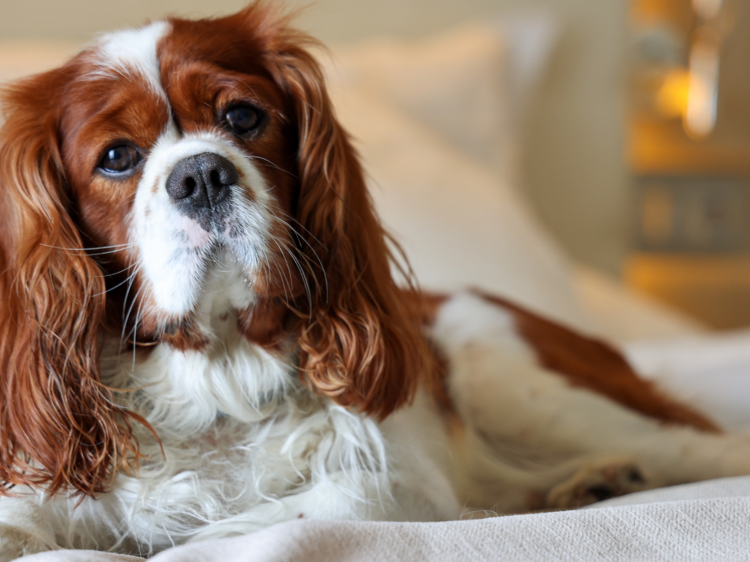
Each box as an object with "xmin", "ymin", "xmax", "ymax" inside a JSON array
[
  {"xmin": 238, "ymin": 298, "xmax": 293, "ymax": 351},
  {"xmin": 160, "ymin": 319, "xmax": 211, "ymax": 352},
  {"xmin": 402, "ymin": 290, "xmax": 450, "ymax": 325},
  {"xmin": 275, "ymin": 32, "xmax": 428, "ymax": 419},
  {"xmin": 399, "ymin": 290, "xmax": 457, "ymax": 422},
  {"xmin": 0, "ymin": 65, "xmax": 145, "ymax": 497}
]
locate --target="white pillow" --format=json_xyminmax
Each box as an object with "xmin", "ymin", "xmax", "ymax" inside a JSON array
[
  {"xmin": 326, "ymin": 15, "xmax": 558, "ymax": 186},
  {"xmin": 329, "ymin": 83, "xmax": 588, "ymax": 329},
  {"xmin": 573, "ymin": 265, "xmax": 706, "ymax": 344},
  {"xmin": 328, "ymin": 24, "xmax": 513, "ymax": 179},
  {"xmin": 490, "ymin": 12, "xmax": 560, "ymax": 134}
]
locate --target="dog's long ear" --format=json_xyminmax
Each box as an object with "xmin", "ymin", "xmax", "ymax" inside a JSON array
[
  {"xmin": 0, "ymin": 70, "xmax": 139, "ymax": 497},
  {"xmin": 254, "ymin": 10, "xmax": 428, "ymax": 419}
]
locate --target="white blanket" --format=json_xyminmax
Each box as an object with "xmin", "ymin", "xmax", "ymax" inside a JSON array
[{"xmin": 20, "ymin": 476, "xmax": 750, "ymax": 561}]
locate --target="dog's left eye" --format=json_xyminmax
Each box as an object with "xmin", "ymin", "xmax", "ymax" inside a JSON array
[
  {"xmin": 98, "ymin": 145, "xmax": 142, "ymax": 174},
  {"xmin": 225, "ymin": 105, "xmax": 263, "ymax": 136}
]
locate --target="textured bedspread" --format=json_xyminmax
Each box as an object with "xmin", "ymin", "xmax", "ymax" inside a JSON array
[{"xmin": 19, "ymin": 476, "xmax": 750, "ymax": 562}]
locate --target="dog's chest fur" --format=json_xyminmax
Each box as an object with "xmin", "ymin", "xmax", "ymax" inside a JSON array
[
  {"xmin": 50, "ymin": 269, "xmax": 385, "ymax": 551},
  {"xmin": 50, "ymin": 336, "xmax": 393, "ymax": 552}
]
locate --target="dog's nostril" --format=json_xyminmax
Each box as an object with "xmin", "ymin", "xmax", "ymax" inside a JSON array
[
  {"xmin": 166, "ymin": 158, "xmax": 201, "ymax": 201},
  {"xmin": 209, "ymin": 169, "xmax": 221, "ymax": 188},
  {"xmin": 184, "ymin": 176, "xmax": 197, "ymax": 196},
  {"xmin": 205, "ymin": 155, "xmax": 239, "ymax": 188}
]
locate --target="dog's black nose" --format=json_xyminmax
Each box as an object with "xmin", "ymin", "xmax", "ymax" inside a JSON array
[{"xmin": 166, "ymin": 153, "xmax": 239, "ymax": 209}]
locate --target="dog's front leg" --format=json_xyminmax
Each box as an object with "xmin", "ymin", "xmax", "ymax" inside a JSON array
[{"xmin": 0, "ymin": 498, "xmax": 59, "ymax": 562}]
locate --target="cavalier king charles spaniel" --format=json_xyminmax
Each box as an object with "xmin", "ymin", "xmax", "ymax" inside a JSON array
[{"xmin": 0, "ymin": 2, "xmax": 748, "ymax": 558}]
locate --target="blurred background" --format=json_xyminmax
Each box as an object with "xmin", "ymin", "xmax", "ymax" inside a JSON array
[{"xmin": 2, "ymin": 0, "xmax": 750, "ymax": 335}]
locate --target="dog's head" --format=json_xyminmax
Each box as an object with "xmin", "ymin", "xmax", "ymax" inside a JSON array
[{"xmin": 0, "ymin": 3, "xmax": 425, "ymax": 496}]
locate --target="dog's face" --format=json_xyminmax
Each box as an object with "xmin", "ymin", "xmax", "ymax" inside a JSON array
[
  {"xmin": 0, "ymin": 4, "xmax": 426, "ymax": 497},
  {"xmin": 57, "ymin": 17, "xmax": 300, "ymax": 339}
]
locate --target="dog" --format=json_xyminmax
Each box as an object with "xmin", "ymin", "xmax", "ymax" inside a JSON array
[{"xmin": 0, "ymin": 2, "xmax": 748, "ymax": 558}]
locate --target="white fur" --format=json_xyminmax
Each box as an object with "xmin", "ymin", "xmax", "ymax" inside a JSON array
[
  {"xmin": 90, "ymin": 21, "xmax": 170, "ymax": 94},
  {"xmin": 28, "ymin": 329, "xmax": 455, "ymax": 555}
]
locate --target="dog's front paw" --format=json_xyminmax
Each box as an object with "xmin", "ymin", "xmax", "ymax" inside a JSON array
[
  {"xmin": 546, "ymin": 458, "xmax": 650, "ymax": 509},
  {"xmin": 0, "ymin": 500, "xmax": 58, "ymax": 562},
  {"xmin": 0, "ymin": 523, "xmax": 53, "ymax": 562}
]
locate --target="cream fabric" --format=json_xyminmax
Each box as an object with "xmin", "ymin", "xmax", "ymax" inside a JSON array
[{"xmin": 20, "ymin": 476, "xmax": 750, "ymax": 562}]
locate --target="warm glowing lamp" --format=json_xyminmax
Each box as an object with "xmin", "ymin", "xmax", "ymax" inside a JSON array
[{"xmin": 683, "ymin": 0, "xmax": 724, "ymax": 138}]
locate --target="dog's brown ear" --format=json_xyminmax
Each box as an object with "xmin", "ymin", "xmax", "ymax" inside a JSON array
[
  {"xmin": 245, "ymin": 6, "xmax": 429, "ymax": 419},
  {"xmin": 0, "ymin": 69, "xmax": 140, "ymax": 497}
]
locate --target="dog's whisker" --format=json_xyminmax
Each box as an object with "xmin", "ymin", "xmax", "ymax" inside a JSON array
[
  {"xmin": 260, "ymin": 204, "xmax": 328, "ymax": 301},
  {"xmin": 247, "ymin": 156, "xmax": 298, "ymax": 180}
]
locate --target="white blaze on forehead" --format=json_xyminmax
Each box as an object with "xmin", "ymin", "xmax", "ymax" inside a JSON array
[{"xmin": 92, "ymin": 20, "xmax": 170, "ymax": 95}]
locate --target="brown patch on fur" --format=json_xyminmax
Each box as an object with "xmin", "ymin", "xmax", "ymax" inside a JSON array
[
  {"xmin": 429, "ymin": 346, "xmax": 452, "ymax": 415},
  {"xmin": 429, "ymin": 341, "xmax": 464, "ymax": 432},
  {"xmin": 161, "ymin": 318, "xmax": 210, "ymax": 352},
  {"xmin": 401, "ymin": 289, "xmax": 449, "ymax": 325},
  {"xmin": 526, "ymin": 490, "xmax": 547, "ymax": 512},
  {"xmin": 238, "ymin": 298, "xmax": 293, "ymax": 352},
  {"xmin": 473, "ymin": 290, "xmax": 720, "ymax": 433},
  {"xmin": 400, "ymin": 290, "xmax": 461, "ymax": 426}
]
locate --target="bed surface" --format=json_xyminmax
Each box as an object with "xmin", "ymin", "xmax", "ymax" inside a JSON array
[{"xmin": 16, "ymin": 476, "xmax": 750, "ymax": 561}]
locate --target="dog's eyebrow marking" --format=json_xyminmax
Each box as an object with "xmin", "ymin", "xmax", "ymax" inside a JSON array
[{"xmin": 90, "ymin": 21, "xmax": 170, "ymax": 97}]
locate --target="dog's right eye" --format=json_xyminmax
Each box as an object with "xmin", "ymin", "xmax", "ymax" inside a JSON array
[{"xmin": 98, "ymin": 145, "xmax": 142, "ymax": 174}]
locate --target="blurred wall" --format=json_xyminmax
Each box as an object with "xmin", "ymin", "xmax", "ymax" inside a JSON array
[{"xmin": 0, "ymin": 0, "xmax": 629, "ymax": 274}]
